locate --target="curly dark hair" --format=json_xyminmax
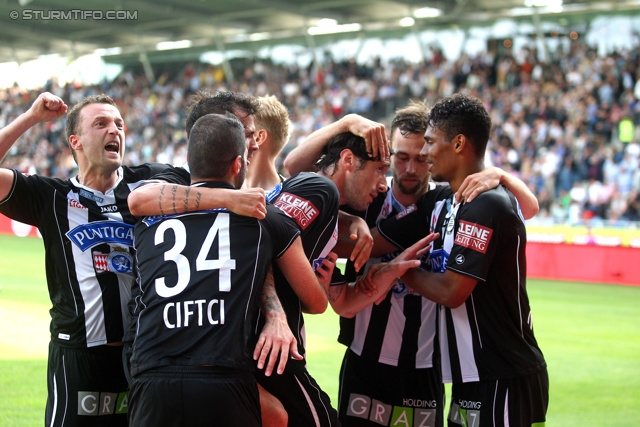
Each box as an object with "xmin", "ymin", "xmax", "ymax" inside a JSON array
[
  {"xmin": 185, "ymin": 90, "xmax": 260, "ymax": 137},
  {"xmin": 427, "ymin": 93, "xmax": 491, "ymax": 158}
]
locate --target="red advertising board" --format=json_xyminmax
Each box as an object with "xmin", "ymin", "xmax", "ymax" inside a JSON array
[
  {"xmin": 0, "ymin": 213, "xmax": 40, "ymax": 238},
  {"xmin": 2, "ymin": 213, "xmax": 639, "ymax": 286}
]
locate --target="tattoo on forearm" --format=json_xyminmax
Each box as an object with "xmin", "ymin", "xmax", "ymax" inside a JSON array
[
  {"xmin": 183, "ymin": 187, "xmax": 191, "ymax": 213},
  {"xmin": 261, "ymin": 280, "xmax": 284, "ymax": 314},
  {"xmin": 171, "ymin": 185, "xmax": 178, "ymax": 214},
  {"xmin": 195, "ymin": 192, "xmax": 201, "ymax": 211},
  {"xmin": 263, "ymin": 295, "xmax": 284, "ymax": 313},
  {"xmin": 328, "ymin": 285, "xmax": 343, "ymax": 302},
  {"xmin": 157, "ymin": 185, "xmax": 166, "ymax": 215}
]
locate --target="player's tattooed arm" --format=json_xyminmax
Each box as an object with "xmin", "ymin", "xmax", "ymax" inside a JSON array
[
  {"xmin": 254, "ymin": 267, "xmax": 302, "ymax": 376},
  {"xmin": 327, "ymin": 284, "xmax": 344, "ymax": 303},
  {"xmin": 260, "ymin": 272, "xmax": 284, "ymax": 315},
  {"xmin": 129, "ymin": 182, "xmax": 267, "ymax": 218}
]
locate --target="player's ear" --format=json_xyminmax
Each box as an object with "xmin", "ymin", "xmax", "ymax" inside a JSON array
[
  {"xmin": 230, "ymin": 155, "xmax": 243, "ymax": 176},
  {"xmin": 340, "ymin": 149, "xmax": 356, "ymax": 171},
  {"xmin": 69, "ymin": 134, "xmax": 82, "ymax": 150},
  {"xmin": 255, "ymin": 129, "xmax": 267, "ymax": 147},
  {"xmin": 453, "ymin": 135, "xmax": 465, "ymax": 153}
]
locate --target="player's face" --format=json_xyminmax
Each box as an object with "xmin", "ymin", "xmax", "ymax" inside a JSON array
[
  {"xmin": 391, "ymin": 127, "xmax": 430, "ymax": 197},
  {"xmin": 236, "ymin": 112, "xmax": 258, "ymax": 160},
  {"xmin": 71, "ymin": 103, "xmax": 125, "ymax": 172},
  {"xmin": 421, "ymin": 126, "xmax": 456, "ymax": 183},
  {"xmin": 343, "ymin": 157, "xmax": 390, "ymax": 211}
]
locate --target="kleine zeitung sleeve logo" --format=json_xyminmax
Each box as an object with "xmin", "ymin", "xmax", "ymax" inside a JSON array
[
  {"xmin": 454, "ymin": 220, "xmax": 493, "ymax": 254},
  {"xmin": 273, "ymin": 192, "xmax": 319, "ymax": 230}
]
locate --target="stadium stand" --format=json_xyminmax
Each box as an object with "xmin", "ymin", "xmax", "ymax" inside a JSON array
[{"xmin": 2, "ymin": 40, "xmax": 640, "ymax": 227}]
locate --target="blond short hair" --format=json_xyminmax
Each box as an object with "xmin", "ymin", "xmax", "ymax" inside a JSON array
[{"xmin": 254, "ymin": 95, "xmax": 291, "ymax": 156}]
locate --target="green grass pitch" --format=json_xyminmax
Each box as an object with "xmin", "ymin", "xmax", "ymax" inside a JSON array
[{"xmin": 1, "ymin": 233, "xmax": 639, "ymax": 426}]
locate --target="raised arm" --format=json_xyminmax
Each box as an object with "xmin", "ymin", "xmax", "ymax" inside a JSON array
[
  {"xmin": 128, "ymin": 182, "xmax": 267, "ymax": 219},
  {"xmin": 283, "ymin": 114, "xmax": 388, "ymax": 176},
  {"xmin": 455, "ymin": 166, "xmax": 539, "ymax": 220},
  {"xmin": 0, "ymin": 92, "xmax": 67, "ymax": 199},
  {"xmin": 274, "ymin": 236, "xmax": 328, "ymax": 315}
]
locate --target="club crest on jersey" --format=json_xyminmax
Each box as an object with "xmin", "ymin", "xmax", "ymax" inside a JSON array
[
  {"xmin": 391, "ymin": 279, "xmax": 414, "ymax": 298},
  {"xmin": 94, "ymin": 248, "xmax": 133, "ymax": 274},
  {"xmin": 66, "ymin": 221, "xmax": 134, "ymax": 252},
  {"xmin": 79, "ymin": 189, "xmax": 104, "ymax": 203},
  {"xmin": 273, "ymin": 192, "xmax": 318, "ymax": 229},
  {"xmin": 454, "ymin": 220, "xmax": 493, "ymax": 254}
]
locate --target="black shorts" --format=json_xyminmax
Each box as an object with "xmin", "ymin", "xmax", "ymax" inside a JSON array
[
  {"xmin": 338, "ymin": 348, "xmax": 444, "ymax": 427},
  {"xmin": 129, "ymin": 365, "xmax": 260, "ymax": 427},
  {"xmin": 447, "ymin": 368, "xmax": 549, "ymax": 427},
  {"xmin": 46, "ymin": 341, "xmax": 129, "ymax": 427},
  {"xmin": 255, "ymin": 366, "xmax": 339, "ymax": 427}
]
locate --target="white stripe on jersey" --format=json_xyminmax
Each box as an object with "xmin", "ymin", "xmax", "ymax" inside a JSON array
[
  {"xmin": 350, "ymin": 301, "xmax": 373, "ymax": 357},
  {"xmin": 416, "ymin": 300, "xmax": 438, "ymax": 369},
  {"xmin": 379, "ymin": 296, "xmax": 406, "ymax": 366},
  {"xmin": 67, "ymin": 193, "xmax": 110, "ymax": 346},
  {"xmin": 436, "ymin": 196, "xmax": 480, "ymax": 382},
  {"xmin": 451, "ymin": 302, "xmax": 479, "ymax": 382}
]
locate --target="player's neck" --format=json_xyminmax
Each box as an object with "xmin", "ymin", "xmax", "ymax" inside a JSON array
[
  {"xmin": 77, "ymin": 166, "xmax": 119, "ymax": 194},
  {"xmin": 246, "ymin": 153, "xmax": 280, "ymax": 190},
  {"xmin": 450, "ymin": 163, "xmax": 484, "ymax": 194}
]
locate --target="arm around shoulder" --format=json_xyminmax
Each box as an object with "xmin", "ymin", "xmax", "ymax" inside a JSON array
[
  {"xmin": 128, "ymin": 182, "xmax": 266, "ymax": 219},
  {"xmin": 455, "ymin": 166, "xmax": 539, "ymax": 220}
]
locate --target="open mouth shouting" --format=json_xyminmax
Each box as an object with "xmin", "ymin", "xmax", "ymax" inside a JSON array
[{"xmin": 105, "ymin": 141, "xmax": 120, "ymax": 154}]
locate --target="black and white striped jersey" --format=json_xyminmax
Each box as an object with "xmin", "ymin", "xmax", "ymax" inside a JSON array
[
  {"xmin": 339, "ymin": 182, "xmax": 452, "ymax": 369},
  {"xmin": 380, "ymin": 185, "xmax": 547, "ymax": 382},
  {"xmin": 131, "ymin": 183, "xmax": 300, "ymax": 375},
  {"xmin": 0, "ymin": 164, "xmax": 169, "ymax": 348}
]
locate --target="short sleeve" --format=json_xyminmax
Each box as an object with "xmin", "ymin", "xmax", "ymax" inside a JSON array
[
  {"xmin": 148, "ymin": 166, "xmax": 191, "ymax": 185},
  {"xmin": 261, "ymin": 204, "xmax": 301, "ymax": 258}
]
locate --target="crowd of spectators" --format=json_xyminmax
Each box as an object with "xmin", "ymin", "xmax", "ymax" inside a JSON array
[{"xmin": 1, "ymin": 40, "xmax": 640, "ymax": 226}]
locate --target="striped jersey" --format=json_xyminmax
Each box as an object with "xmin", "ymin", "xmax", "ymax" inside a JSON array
[
  {"xmin": 0, "ymin": 164, "xmax": 170, "ymax": 348},
  {"xmin": 339, "ymin": 181, "xmax": 451, "ymax": 369},
  {"xmin": 379, "ymin": 185, "xmax": 547, "ymax": 382},
  {"xmin": 131, "ymin": 184, "xmax": 300, "ymax": 375}
]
